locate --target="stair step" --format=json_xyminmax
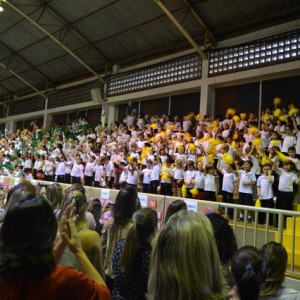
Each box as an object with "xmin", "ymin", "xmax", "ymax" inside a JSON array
[
  {"xmin": 284, "ymin": 248, "xmax": 300, "ymax": 267},
  {"xmin": 286, "ymin": 217, "xmax": 300, "ymax": 232}
]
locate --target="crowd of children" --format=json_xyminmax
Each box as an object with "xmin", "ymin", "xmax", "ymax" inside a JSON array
[{"xmin": 0, "ymin": 99, "xmax": 300, "ymax": 219}]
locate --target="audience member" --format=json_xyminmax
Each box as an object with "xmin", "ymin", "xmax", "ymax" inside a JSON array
[
  {"xmin": 101, "ymin": 188, "xmax": 140, "ymax": 290},
  {"xmin": 58, "ymin": 190, "xmax": 104, "ymax": 279},
  {"xmin": 0, "ymin": 192, "xmax": 110, "ymax": 299},
  {"xmin": 206, "ymin": 213, "xmax": 237, "ymax": 288},
  {"xmin": 230, "ymin": 245, "xmax": 266, "ymax": 300},
  {"xmin": 164, "ymin": 199, "xmax": 187, "ymax": 223},
  {"xmin": 260, "ymin": 241, "xmax": 300, "ymax": 299},
  {"xmin": 112, "ymin": 208, "xmax": 157, "ymax": 300},
  {"xmin": 147, "ymin": 210, "xmax": 225, "ymax": 300}
]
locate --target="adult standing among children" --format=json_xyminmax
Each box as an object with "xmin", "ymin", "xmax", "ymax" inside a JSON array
[{"xmin": 0, "ymin": 192, "xmax": 110, "ymax": 300}]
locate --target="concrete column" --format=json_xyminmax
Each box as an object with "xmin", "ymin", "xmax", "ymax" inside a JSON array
[
  {"xmin": 200, "ymin": 59, "xmax": 216, "ymax": 117},
  {"xmin": 6, "ymin": 120, "xmax": 15, "ymax": 133},
  {"xmin": 105, "ymin": 104, "xmax": 116, "ymax": 125},
  {"xmin": 43, "ymin": 113, "xmax": 53, "ymax": 128}
]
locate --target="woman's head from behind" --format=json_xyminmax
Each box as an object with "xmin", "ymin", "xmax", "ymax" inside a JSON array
[
  {"xmin": 231, "ymin": 245, "xmax": 266, "ymax": 300},
  {"xmin": 206, "ymin": 213, "xmax": 237, "ymax": 265},
  {"xmin": 259, "ymin": 242, "xmax": 287, "ymax": 297},
  {"xmin": 120, "ymin": 208, "xmax": 157, "ymax": 272},
  {"xmin": 46, "ymin": 183, "xmax": 63, "ymax": 210},
  {"xmin": 113, "ymin": 187, "xmax": 139, "ymax": 225},
  {"xmin": 5, "ymin": 180, "xmax": 37, "ymax": 209},
  {"xmin": 148, "ymin": 210, "xmax": 225, "ymax": 300},
  {"xmin": 0, "ymin": 193, "xmax": 57, "ymax": 282},
  {"xmin": 165, "ymin": 199, "xmax": 187, "ymax": 223},
  {"xmin": 59, "ymin": 190, "xmax": 87, "ymax": 230},
  {"xmin": 87, "ymin": 198, "xmax": 102, "ymax": 222}
]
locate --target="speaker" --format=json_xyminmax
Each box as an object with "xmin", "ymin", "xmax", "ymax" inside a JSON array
[{"xmin": 91, "ymin": 88, "xmax": 103, "ymax": 104}]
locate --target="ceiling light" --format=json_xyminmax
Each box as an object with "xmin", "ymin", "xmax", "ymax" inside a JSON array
[{"xmin": 0, "ymin": 0, "xmax": 3, "ymax": 12}]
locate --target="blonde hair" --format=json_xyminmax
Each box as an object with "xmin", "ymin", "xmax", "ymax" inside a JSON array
[
  {"xmin": 147, "ymin": 211, "xmax": 225, "ymax": 300},
  {"xmin": 175, "ymin": 159, "xmax": 184, "ymax": 169}
]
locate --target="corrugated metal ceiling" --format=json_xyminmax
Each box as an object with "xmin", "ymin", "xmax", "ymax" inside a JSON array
[{"xmin": 0, "ymin": 0, "xmax": 299, "ymax": 101}]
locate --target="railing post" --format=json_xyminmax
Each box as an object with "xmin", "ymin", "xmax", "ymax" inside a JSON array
[
  {"xmin": 277, "ymin": 213, "xmax": 284, "ymax": 243},
  {"xmin": 291, "ymin": 216, "xmax": 296, "ymax": 272}
]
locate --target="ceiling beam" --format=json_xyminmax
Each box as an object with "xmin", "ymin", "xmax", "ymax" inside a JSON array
[
  {"xmin": 4, "ymin": 0, "xmax": 105, "ymax": 84},
  {"xmin": 0, "ymin": 82, "xmax": 13, "ymax": 97},
  {"xmin": 181, "ymin": 0, "xmax": 216, "ymax": 44},
  {"xmin": 94, "ymin": 7, "xmax": 187, "ymax": 45},
  {"xmin": 154, "ymin": 0, "xmax": 207, "ymax": 59},
  {"xmin": 0, "ymin": 61, "xmax": 47, "ymax": 99},
  {"xmin": 0, "ymin": 7, "xmax": 189, "ymax": 85},
  {"xmin": 0, "ymin": 41, "xmax": 55, "ymax": 88},
  {"xmin": 45, "ymin": 6, "xmax": 112, "ymax": 67}
]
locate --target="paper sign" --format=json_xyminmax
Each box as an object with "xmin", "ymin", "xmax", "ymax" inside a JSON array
[
  {"xmin": 101, "ymin": 188, "xmax": 110, "ymax": 200},
  {"xmin": 14, "ymin": 178, "xmax": 20, "ymax": 185},
  {"xmin": 31, "ymin": 180, "xmax": 37, "ymax": 185},
  {"xmin": 138, "ymin": 193, "xmax": 148, "ymax": 207},
  {"xmin": 184, "ymin": 200, "xmax": 198, "ymax": 213},
  {"xmin": 148, "ymin": 199, "xmax": 157, "ymax": 209},
  {"xmin": 156, "ymin": 210, "xmax": 162, "ymax": 220},
  {"xmin": 0, "ymin": 176, "xmax": 4, "ymax": 182}
]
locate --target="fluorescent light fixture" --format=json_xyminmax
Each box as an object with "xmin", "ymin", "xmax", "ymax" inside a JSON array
[{"xmin": 0, "ymin": 0, "xmax": 3, "ymax": 12}]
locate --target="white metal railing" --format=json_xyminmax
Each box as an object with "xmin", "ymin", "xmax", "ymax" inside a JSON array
[{"xmin": 218, "ymin": 202, "xmax": 300, "ymax": 275}]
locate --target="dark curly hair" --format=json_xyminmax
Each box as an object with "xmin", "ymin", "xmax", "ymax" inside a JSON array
[
  {"xmin": 206, "ymin": 213, "xmax": 237, "ymax": 264},
  {"xmin": 0, "ymin": 193, "xmax": 57, "ymax": 282}
]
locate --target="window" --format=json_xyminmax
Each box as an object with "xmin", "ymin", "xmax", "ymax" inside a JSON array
[
  {"xmin": 108, "ymin": 54, "xmax": 201, "ymax": 96},
  {"xmin": 209, "ymin": 29, "xmax": 300, "ymax": 76}
]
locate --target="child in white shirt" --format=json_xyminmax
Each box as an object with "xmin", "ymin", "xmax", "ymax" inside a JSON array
[
  {"xmin": 238, "ymin": 160, "xmax": 256, "ymax": 221},
  {"xmin": 203, "ymin": 164, "xmax": 218, "ymax": 201},
  {"xmin": 275, "ymin": 161, "xmax": 299, "ymax": 213},
  {"xmin": 184, "ymin": 160, "xmax": 196, "ymax": 198},
  {"xmin": 194, "ymin": 161, "xmax": 205, "ymax": 199},
  {"xmin": 94, "ymin": 158, "xmax": 104, "ymax": 188},
  {"xmin": 150, "ymin": 157, "xmax": 162, "ymax": 194},
  {"xmin": 141, "ymin": 160, "xmax": 153, "ymax": 193},
  {"xmin": 257, "ymin": 164, "xmax": 274, "ymax": 224},
  {"xmin": 173, "ymin": 159, "xmax": 185, "ymax": 197}
]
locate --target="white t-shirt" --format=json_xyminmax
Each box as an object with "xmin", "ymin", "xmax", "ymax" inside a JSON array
[
  {"xmin": 184, "ymin": 170, "xmax": 196, "ymax": 188},
  {"xmin": 194, "ymin": 171, "xmax": 204, "ymax": 189},
  {"xmin": 84, "ymin": 162, "xmax": 95, "ymax": 177},
  {"xmin": 126, "ymin": 170, "xmax": 139, "ymax": 185},
  {"xmin": 105, "ymin": 161, "xmax": 115, "ymax": 178},
  {"xmin": 173, "ymin": 168, "xmax": 185, "ymax": 180},
  {"xmin": 55, "ymin": 162, "xmax": 65, "ymax": 176},
  {"xmin": 64, "ymin": 160, "xmax": 73, "ymax": 174},
  {"xmin": 204, "ymin": 174, "xmax": 217, "ymax": 192},
  {"xmin": 182, "ymin": 120, "xmax": 191, "ymax": 132},
  {"xmin": 119, "ymin": 169, "xmax": 128, "ymax": 183},
  {"xmin": 260, "ymin": 130, "xmax": 270, "ymax": 148},
  {"xmin": 150, "ymin": 164, "xmax": 161, "ymax": 181},
  {"xmin": 44, "ymin": 161, "xmax": 55, "ymax": 176},
  {"xmin": 141, "ymin": 168, "xmax": 152, "ymax": 184},
  {"xmin": 238, "ymin": 170, "xmax": 256, "ymax": 194},
  {"xmin": 71, "ymin": 162, "xmax": 84, "ymax": 178},
  {"xmin": 257, "ymin": 174, "xmax": 274, "ymax": 199},
  {"xmin": 222, "ymin": 170, "xmax": 237, "ymax": 193},
  {"xmin": 296, "ymin": 132, "xmax": 300, "ymax": 155},
  {"xmin": 281, "ymin": 135, "xmax": 296, "ymax": 153},
  {"xmin": 94, "ymin": 164, "xmax": 104, "ymax": 182},
  {"xmin": 277, "ymin": 168, "xmax": 298, "ymax": 192}
]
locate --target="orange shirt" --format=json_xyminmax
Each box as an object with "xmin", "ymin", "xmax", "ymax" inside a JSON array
[{"xmin": 0, "ymin": 265, "xmax": 111, "ymax": 300}]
